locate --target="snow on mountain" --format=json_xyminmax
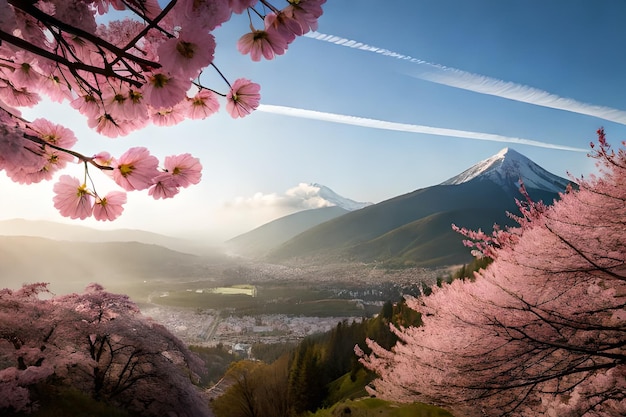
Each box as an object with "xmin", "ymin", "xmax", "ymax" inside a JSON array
[
  {"xmin": 441, "ymin": 148, "xmax": 571, "ymax": 193},
  {"xmin": 310, "ymin": 183, "xmax": 372, "ymax": 211}
]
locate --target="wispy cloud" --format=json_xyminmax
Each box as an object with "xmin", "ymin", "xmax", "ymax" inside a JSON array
[
  {"xmin": 305, "ymin": 32, "xmax": 626, "ymax": 125},
  {"xmin": 257, "ymin": 104, "xmax": 588, "ymax": 152}
]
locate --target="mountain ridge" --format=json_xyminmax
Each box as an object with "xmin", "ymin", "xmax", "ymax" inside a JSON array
[
  {"xmin": 265, "ymin": 148, "xmax": 573, "ymax": 267},
  {"xmin": 0, "ymin": 218, "xmax": 209, "ymax": 255}
]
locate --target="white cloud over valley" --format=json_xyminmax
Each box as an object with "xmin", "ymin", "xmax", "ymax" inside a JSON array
[{"xmin": 223, "ymin": 183, "xmax": 335, "ymax": 210}]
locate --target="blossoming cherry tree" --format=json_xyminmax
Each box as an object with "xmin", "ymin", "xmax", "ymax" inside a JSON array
[{"xmin": 359, "ymin": 130, "xmax": 626, "ymax": 416}]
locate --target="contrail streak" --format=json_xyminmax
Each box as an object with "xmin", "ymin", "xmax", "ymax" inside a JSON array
[
  {"xmin": 257, "ymin": 104, "xmax": 588, "ymax": 152},
  {"xmin": 305, "ymin": 32, "xmax": 626, "ymax": 125}
]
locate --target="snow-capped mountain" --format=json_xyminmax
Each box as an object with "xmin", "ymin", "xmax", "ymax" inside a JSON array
[
  {"xmin": 311, "ymin": 183, "xmax": 372, "ymax": 211},
  {"xmin": 441, "ymin": 148, "xmax": 571, "ymax": 193},
  {"xmin": 268, "ymin": 148, "xmax": 572, "ymax": 267}
]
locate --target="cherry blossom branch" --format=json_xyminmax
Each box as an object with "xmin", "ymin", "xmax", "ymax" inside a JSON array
[
  {"xmin": 113, "ymin": 0, "xmax": 179, "ymax": 65},
  {"xmin": 544, "ymin": 223, "xmax": 626, "ymax": 281},
  {"xmin": 211, "ymin": 63, "xmax": 232, "ymax": 90},
  {"xmin": 7, "ymin": 0, "xmax": 161, "ymax": 71},
  {"xmin": 0, "ymin": 29, "xmax": 146, "ymax": 87},
  {"xmin": 21, "ymin": 133, "xmax": 113, "ymax": 171},
  {"xmin": 259, "ymin": 0, "xmax": 281, "ymax": 14}
]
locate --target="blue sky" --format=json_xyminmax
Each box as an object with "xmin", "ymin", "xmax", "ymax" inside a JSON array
[{"xmin": 2, "ymin": 0, "xmax": 626, "ymax": 241}]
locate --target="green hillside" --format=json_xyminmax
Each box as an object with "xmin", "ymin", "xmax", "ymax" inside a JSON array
[
  {"xmin": 0, "ymin": 236, "xmax": 216, "ymax": 295},
  {"xmin": 348, "ymin": 207, "xmax": 512, "ymax": 268},
  {"xmin": 226, "ymin": 206, "xmax": 348, "ymax": 257},
  {"xmin": 267, "ymin": 179, "xmax": 549, "ymax": 267}
]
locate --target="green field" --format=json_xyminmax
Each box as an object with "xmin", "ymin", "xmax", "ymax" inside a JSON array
[{"xmin": 150, "ymin": 283, "xmax": 378, "ymax": 317}]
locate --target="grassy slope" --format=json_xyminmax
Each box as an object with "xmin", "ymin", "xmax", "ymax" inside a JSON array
[
  {"xmin": 227, "ymin": 206, "xmax": 349, "ymax": 257},
  {"xmin": 318, "ymin": 370, "xmax": 455, "ymax": 417},
  {"xmin": 345, "ymin": 207, "xmax": 513, "ymax": 267},
  {"xmin": 268, "ymin": 181, "xmax": 561, "ymax": 268},
  {"xmin": 311, "ymin": 397, "xmax": 455, "ymax": 417},
  {"xmin": 267, "ymin": 181, "xmax": 520, "ymax": 265}
]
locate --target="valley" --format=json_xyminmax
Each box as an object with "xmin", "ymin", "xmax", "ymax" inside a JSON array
[
  {"xmin": 123, "ymin": 261, "xmax": 440, "ymax": 350},
  {"xmin": 0, "ymin": 148, "xmax": 569, "ymax": 358}
]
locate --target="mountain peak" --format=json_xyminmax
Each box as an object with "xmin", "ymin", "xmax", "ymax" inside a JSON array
[
  {"xmin": 441, "ymin": 148, "xmax": 570, "ymax": 193},
  {"xmin": 309, "ymin": 183, "xmax": 372, "ymax": 211}
]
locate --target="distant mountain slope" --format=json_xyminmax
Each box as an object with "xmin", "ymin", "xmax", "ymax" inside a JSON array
[
  {"xmin": 267, "ymin": 149, "xmax": 573, "ymax": 268},
  {"xmin": 0, "ymin": 219, "xmax": 206, "ymax": 254},
  {"xmin": 226, "ymin": 206, "xmax": 348, "ymax": 257},
  {"xmin": 346, "ymin": 208, "xmax": 512, "ymax": 267},
  {"xmin": 226, "ymin": 183, "xmax": 371, "ymax": 258},
  {"xmin": 0, "ymin": 236, "xmax": 212, "ymax": 294}
]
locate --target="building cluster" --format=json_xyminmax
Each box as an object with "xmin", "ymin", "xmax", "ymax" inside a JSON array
[{"xmin": 143, "ymin": 305, "xmax": 362, "ymax": 349}]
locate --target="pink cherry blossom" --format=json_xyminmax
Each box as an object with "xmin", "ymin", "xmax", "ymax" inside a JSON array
[
  {"xmin": 237, "ymin": 29, "xmax": 288, "ymax": 61},
  {"xmin": 150, "ymin": 104, "xmax": 187, "ymax": 127},
  {"xmin": 11, "ymin": 61, "xmax": 43, "ymax": 88},
  {"xmin": 92, "ymin": 151, "xmax": 115, "ymax": 172},
  {"xmin": 39, "ymin": 72, "xmax": 73, "ymax": 103},
  {"xmin": 70, "ymin": 93, "xmax": 102, "ymax": 119},
  {"xmin": 0, "ymin": 283, "xmax": 210, "ymax": 415},
  {"xmin": 265, "ymin": 12, "xmax": 302, "ymax": 42},
  {"xmin": 93, "ymin": 191, "xmax": 127, "ymax": 221},
  {"xmin": 9, "ymin": 167, "xmax": 49, "ymax": 185},
  {"xmin": 185, "ymin": 90, "xmax": 219, "ymax": 120},
  {"xmin": 18, "ymin": 147, "xmax": 75, "ymax": 184},
  {"xmin": 102, "ymin": 89, "xmax": 130, "ymax": 120},
  {"xmin": 0, "ymin": 0, "xmax": 17, "ymax": 33},
  {"xmin": 282, "ymin": 0, "xmax": 326, "ymax": 34},
  {"xmin": 53, "ymin": 175, "xmax": 94, "ymax": 219},
  {"xmin": 229, "ymin": 0, "xmax": 258, "ymax": 14},
  {"xmin": 174, "ymin": 0, "xmax": 232, "ymax": 31},
  {"xmin": 125, "ymin": 89, "xmax": 149, "ymax": 119},
  {"xmin": 163, "ymin": 153, "xmax": 202, "ymax": 188},
  {"xmin": 123, "ymin": 0, "xmax": 162, "ymax": 19},
  {"xmin": 148, "ymin": 173, "xmax": 180, "ymax": 199},
  {"xmin": 226, "ymin": 78, "xmax": 261, "ymax": 118},
  {"xmin": 0, "ymin": 86, "xmax": 41, "ymax": 108},
  {"xmin": 142, "ymin": 71, "xmax": 191, "ymax": 109},
  {"xmin": 8, "ymin": 52, "xmax": 44, "ymax": 89},
  {"xmin": 112, "ymin": 147, "xmax": 159, "ymax": 191},
  {"xmin": 28, "ymin": 118, "xmax": 77, "ymax": 148},
  {"xmin": 359, "ymin": 130, "xmax": 626, "ymax": 417},
  {"xmin": 47, "ymin": 0, "xmax": 97, "ymax": 34},
  {"xmin": 87, "ymin": 113, "xmax": 131, "ymax": 138},
  {"xmin": 158, "ymin": 30, "xmax": 216, "ymax": 79},
  {"xmin": 0, "ymin": 126, "xmax": 46, "ymax": 181}
]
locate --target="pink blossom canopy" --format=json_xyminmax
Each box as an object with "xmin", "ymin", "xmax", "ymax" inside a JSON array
[{"xmin": 0, "ymin": 0, "xmax": 325, "ymax": 222}]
